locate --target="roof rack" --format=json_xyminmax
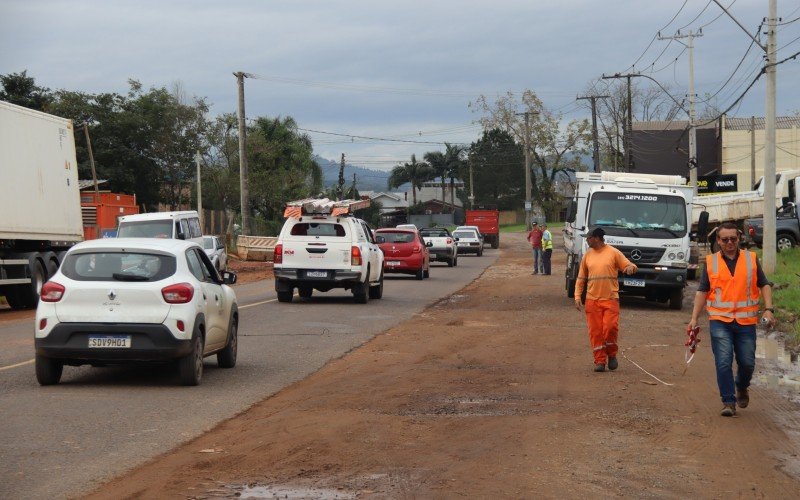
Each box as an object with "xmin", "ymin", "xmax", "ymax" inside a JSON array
[{"xmin": 283, "ymin": 198, "xmax": 371, "ymax": 217}]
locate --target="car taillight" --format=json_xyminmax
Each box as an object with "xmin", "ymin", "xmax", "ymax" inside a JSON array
[
  {"xmin": 40, "ymin": 282, "xmax": 65, "ymax": 302},
  {"xmin": 161, "ymin": 283, "xmax": 194, "ymax": 304},
  {"xmin": 351, "ymin": 246, "xmax": 362, "ymax": 266},
  {"xmin": 748, "ymin": 227, "xmax": 755, "ymax": 236},
  {"xmin": 412, "ymin": 245, "xmax": 421, "ymax": 253},
  {"xmin": 176, "ymin": 320, "xmax": 185, "ymax": 332},
  {"xmin": 39, "ymin": 318, "xmax": 47, "ymax": 330},
  {"xmin": 273, "ymin": 244, "xmax": 283, "ymax": 264},
  {"xmin": 446, "ymin": 238, "xmax": 453, "ymax": 244}
]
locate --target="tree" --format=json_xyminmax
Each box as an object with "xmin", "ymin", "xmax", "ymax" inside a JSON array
[
  {"xmin": 423, "ymin": 150, "xmax": 448, "ymax": 205},
  {"xmin": 0, "ymin": 70, "xmax": 51, "ymax": 110},
  {"xmin": 463, "ymin": 128, "xmax": 524, "ymax": 210},
  {"xmin": 470, "ymin": 90, "xmax": 591, "ymax": 219},
  {"xmin": 387, "ymin": 154, "xmax": 433, "ymax": 206}
]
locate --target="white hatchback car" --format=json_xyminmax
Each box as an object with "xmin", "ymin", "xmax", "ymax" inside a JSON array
[
  {"xmin": 34, "ymin": 238, "xmax": 239, "ymax": 386},
  {"xmin": 202, "ymin": 235, "xmax": 228, "ymax": 272}
]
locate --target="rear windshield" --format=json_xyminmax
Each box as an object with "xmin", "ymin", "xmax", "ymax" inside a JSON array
[
  {"xmin": 377, "ymin": 231, "xmax": 415, "ymax": 243},
  {"xmin": 117, "ymin": 220, "xmax": 174, "ymax": 238},
  {"xmin": 61, "ymin": 252, "xmax": 176, "ymax": 282},
  {"xmin": 289, "ymin": 222, "xmax": 346, "ymax": 237},
  {"xmin": 420, "ymin": 230, "xmax": 449, "ymax": 238},
  {"xmin": 202, "ymin": 237, "xmax": 215, "ymax": 250},
  {"xmin": 453, "ymin": 231, "xmax": 477, "ymax": 239}
]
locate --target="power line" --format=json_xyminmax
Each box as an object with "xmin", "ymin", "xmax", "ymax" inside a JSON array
[{"xmin": 298, "ymin": 127, "xmax": 464, "ymax": 145}]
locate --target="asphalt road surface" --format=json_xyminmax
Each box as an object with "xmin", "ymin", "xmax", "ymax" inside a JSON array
[{"xmin": 0, "ymin": 250, "xmax": 497, "ymax": 499}]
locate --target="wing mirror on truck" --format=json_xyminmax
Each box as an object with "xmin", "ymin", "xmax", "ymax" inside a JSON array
[
  {"xmin": 566, "ymin": 200, "xmax": 577, "ymax": 223},
  {"xmin": 696, "ymin": 211, "xmax": 709, "ymax": 243}
]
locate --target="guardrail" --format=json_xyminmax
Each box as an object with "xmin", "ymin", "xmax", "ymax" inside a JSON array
[{"xmin": 236, "ymin": 235, "xmax": 277, "ymax": 261}]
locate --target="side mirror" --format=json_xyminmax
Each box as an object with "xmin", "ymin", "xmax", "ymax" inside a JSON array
[
  {"xmin": 176, "ymin": 232, "xmax": 186, "ymax": 240},
  {"xmin": 454, "ymin": 237, "xmax": 460, "ymax": 241},
  {"xmin": 697, "ymin": 211, "xmax": 709, "ymax": 243},
  {"xmin": 426, "ymin": 241, "xmax": 433, "ymax": 247},
  {"xmin": 221, "ymin": 271, "xmax": 237, "ymax": 285},
  {"xmin": 566, "ymin": 200, "xmax": 577, "ymax": 223},
  {"xmin": 376, "ymin": 235, "xmax": 385, "ymax": 244}
]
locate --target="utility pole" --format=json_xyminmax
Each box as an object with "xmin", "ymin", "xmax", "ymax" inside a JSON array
[
  {"xmin": 234, "ymin": 72, "xmax": 250, "ymax": 235},
  {"xmin": 517, "ymin": 112, "xmax": 533, "ymax": 230},
  {"xmin": 195, "ymin": 151, "xmax": 203, "ymax": 229},
  {"xmin": 576, "ymin": 95, "xmax": 609, "ymax": 172},
  {"xmin": 710, "ymin": 0, "xmax": 777, "ymax": 272},
  {"xmin": 468, "ymin": 157, "xmax": 475, "ymax": 208},
  {"xmin": 659, "ymin": 29, "xmax": 703, "ymax": 193},
  {"xmin": 750, "ymin": 115, "xmax": 756, "ymax": 189}
]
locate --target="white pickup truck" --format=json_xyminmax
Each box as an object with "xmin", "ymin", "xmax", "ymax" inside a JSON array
[
  {"xmin": 419, "ymin": 227, "xmax": 458, "ymax": 267},
  {"xmin": 273, "ymin": 199, "xmax": 384, "ymax": 303}
]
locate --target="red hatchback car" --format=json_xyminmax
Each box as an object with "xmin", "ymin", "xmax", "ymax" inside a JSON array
[{"xmin": 375, "ymin": 228, "xmax": 430, "ymax": 280}]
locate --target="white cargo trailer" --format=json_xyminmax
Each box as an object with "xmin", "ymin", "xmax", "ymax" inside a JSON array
[{"xmin": 0, "ymin": 100, "xmax": 82, "ymax": 309}]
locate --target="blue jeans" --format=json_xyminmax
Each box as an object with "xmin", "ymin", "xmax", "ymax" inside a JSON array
[
  {"xmin": 709, "ymin": 320, "xmax": 756, "ymax": 405},
  {"xmin": 531, "ymin": 247, "xmax": 542, "ymax": 273}
]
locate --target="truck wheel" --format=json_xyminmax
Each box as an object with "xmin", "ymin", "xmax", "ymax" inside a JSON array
[
  {"xmin": 179, "ymin": 332, "xmax": 204, "ymax": 386},
  {"xmin": 491, "ymin": 236, "xmax": 499, "ymax": 249},
  {"xmin": 35, "ymin": 354, "xmax": 63, "ymax": 385},
  {"xmin": 353, "ymin": 281, "xmax": 369, "ymax": 304},
  {"xmin": 566, "ymin": 277, "xmax": 576, "ymax": 299},
  {"xmin": 298, "ymin": 286, "xmax": 313, "ymax": 299},
  {"xmin": 369, "ymin": 272, "xmax": 384, "ymax": 299},
  {"xmin": 669, "ymin": 289, "xmax": 684, "ymax": 310},
  {"xmin": 19, "ymin": 258, "xmax": 47, "ymax": 309},
  {"xmin": 777, "ymin": 234, "xmax": 796, "ymax": 252},
  {"xmin": 3, "ymin": 286, "xmax": 27, "ymax": 310},
  {"xmin": 277, "ymin": 290, "xmax": 294, "ymax": 303}
]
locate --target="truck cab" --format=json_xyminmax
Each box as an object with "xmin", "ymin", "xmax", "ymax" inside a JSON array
[{"xmin": 565, "ymin": 172, "xmax": 693, "ymax": 310}]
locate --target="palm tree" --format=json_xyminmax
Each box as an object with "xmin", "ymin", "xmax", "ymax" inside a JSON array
[
  {"xmin": 387, "ymin": 154, "xmax": 433, "ymax": 206},
  {"xmin": 423, "ymin": 150, "xmax": 448, "ymax": 205},
  {"xmin": 443, "ymin": 143, "xmax": 467, "ymax": 212}
]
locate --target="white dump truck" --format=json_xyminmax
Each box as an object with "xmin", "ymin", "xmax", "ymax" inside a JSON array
[
  {"xmin": 564, "ymin": 172, "xmax": 695, "ymax": 310},
  {"xmin": 0, "ymin": 101, "xmax": 83, "ymax": 309}
]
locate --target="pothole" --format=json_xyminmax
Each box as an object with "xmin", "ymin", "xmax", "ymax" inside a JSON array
[{"xmin": 755, "ymin": 333, "xmax": 800, "ymax": 403}]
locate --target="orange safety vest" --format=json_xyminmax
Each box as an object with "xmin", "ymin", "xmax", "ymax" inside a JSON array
[{"xmin": 705, "ymin": 250, "xmax": 760, "ymax": 325}]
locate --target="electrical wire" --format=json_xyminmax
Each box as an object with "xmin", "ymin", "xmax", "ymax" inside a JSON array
[
  {"xmin": 618, "ymin": 0, "xmax": 690, "ymax": 73},
  {"xmin": 298, "ymin": 127, "xmax": 462, "ymax": 145}
]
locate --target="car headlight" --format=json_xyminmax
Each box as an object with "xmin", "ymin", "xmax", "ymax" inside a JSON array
[
  {"xmin": 668, "ymin": 252, "xmax": 676, "ymax": 260},
  {"xmin": 677, "ymin": 252, "xmax": 685, "ymax": 260}
]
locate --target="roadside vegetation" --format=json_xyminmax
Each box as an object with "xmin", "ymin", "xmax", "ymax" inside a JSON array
[{"xmin": 770, "ymin": 247, "xmax": 800, "ymax": 342}]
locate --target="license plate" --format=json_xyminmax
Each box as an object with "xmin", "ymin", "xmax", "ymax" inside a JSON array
[
  {"xmin": 306, "ymin": 270, "xmax": 328, "ymax": 278},
  {"xmin": 387, "ymin": 261, "xmax": 401, "ymax": 266},
  {"xmin": 88, "ymin": 335, "xmax": 131, "ymax": 348},
  {"xmin": 623, "ymin": 278, "xmax": 646, "ymax": 287}
]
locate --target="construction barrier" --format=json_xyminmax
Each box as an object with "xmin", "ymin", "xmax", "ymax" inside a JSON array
[{"xmin": 236, "ymin": 235, "xmax": 278, "ymax": 262}]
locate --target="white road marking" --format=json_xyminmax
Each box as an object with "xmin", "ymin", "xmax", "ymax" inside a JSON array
[{"xmin": 0, "ymin": 358, "xmax": 34, "ymax": 371}]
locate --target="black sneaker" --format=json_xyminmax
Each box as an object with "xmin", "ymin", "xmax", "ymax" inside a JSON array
[
  {"xmin": 737, "ymin": 387, "xmax": 750, "ymax": 408},
  {"xmin": 720, "ymin": 404, "xmax": 736, "ymax": 417},
  {"xmin": 607, "ymin": 357, "xmax": 618, "ymax": 371},
  {"xmin": 594, "ymin": 363, "xmax": 606, "ymax": 372}
]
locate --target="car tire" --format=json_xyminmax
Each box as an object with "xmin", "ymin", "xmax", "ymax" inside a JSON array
[
  {"xmin": 217, "ymin": 307, "xmax": 238, "ymax": 369},
  {"xmin": 298, "ymin": 286, "xmax": 313, "ymax": 299},
  {"xmin": 454, "ymin": 256, "xmax": 458, "ymax": 267},
  {"xmin": 369, "ymin": 272, "xmax": 384, "ymax": 299},
  {"xmin": 478, "ymin": 249, "xmax": 483, "ymax": 257},
  {"xmin": 777, "ymin": 233, "xmax": 796, "ymax": 252},
  {"xmin": 277, "ymin": 290, "xmax": 294, "ymax": 303},
  {"xmin": 424, "ymin": 267, "xmax": 430, "ymax": 279},
  {"xmin": 669, "ymin": 288, "xmax": 683, "ymax": 310},
  {"xmin": 447, "ymin": 257, "xmax": 454, "ymax": 267},
  {"xmin": 415, "ymin": 267, "xmax": 424, "ymax": 280},
  {"xmin": 179, "ymin": 332, "xmax": 204, "ymax": 386},
  {"xmin": 35, "ymin": 355, "xmax": 63, "ymax": 386},
  {"xmin": 353, "ymin": 279, "xmax": 369, "ymax": 304}
]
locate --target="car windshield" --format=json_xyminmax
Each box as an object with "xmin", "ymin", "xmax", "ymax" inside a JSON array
[
  {"xmin": 202, "ymin": 237, "xmax": 215, "ymax": 250},
  {"xmin": 61, "ymin": 252, "xmax": 176, "ymax": 281},
  {"xmin": 117, "ymin": 220, "xmax": 173, "ymax": 238},
  {"xmin": 289, "ymin": 223, "xmax": 346, "ymax": 237},
  {"xmin": 588, "ymin": 192, "xmax": 687, "ymax": 238},
  {"xmin": 377, "ymin": 231, "xmax": 415, "ymax": 243},
  {"xmin": 421, "ymin": 230, "xmax": 449, "ymax": 238},
  {"xmin": 453, "ymin": 231, "xmax": 477, "ymax": 239}
]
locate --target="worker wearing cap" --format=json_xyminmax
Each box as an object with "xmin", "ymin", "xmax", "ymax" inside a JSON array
[
  {"xmin": 541, "ymin": 223, "xmax": 553, "ymax": 275},
  {"xmin": 574, "ymin": 227, "xmax": 638, "ymax": 372}
]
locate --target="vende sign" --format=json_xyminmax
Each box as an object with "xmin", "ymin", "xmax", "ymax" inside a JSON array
[{"xmin": 695, "ymin": 174, "xmax": 738, "ymax": 194}]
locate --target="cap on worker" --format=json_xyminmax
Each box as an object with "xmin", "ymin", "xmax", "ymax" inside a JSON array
[
  {"xmin": 532, "ymin": 221, "xmax": 538, "ymax": 226},
  {"xmin": 583, "ymin": 226, "xmax": 605, "ymax": 239}
]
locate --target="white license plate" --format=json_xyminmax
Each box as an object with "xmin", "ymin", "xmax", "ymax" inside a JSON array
[
  {"xmin": 387, "ymin": 261, "xmax": 401, "ymax": 266},
  {"xmin": 306, "ymin": 270, "xmax": 328, "ymax": 278},
  {"xmin": 623, "ymin": 278, "xmax": 646, "ymax": 287},
  {"xmin": 88, "ymin": 336, "xmax": 131, "ymax": 348}
]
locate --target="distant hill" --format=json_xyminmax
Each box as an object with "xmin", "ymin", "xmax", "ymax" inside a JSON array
[{"xmin": 314, "ymin": 155, "xmax": 392, "ymax": 192}]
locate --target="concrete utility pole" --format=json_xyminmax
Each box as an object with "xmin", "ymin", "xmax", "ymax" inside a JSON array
[
  {"xmin": 577, "ymin": 95, "xmax": 609, "ymax": 172},
  {"xmin": 195, "ymin": 151, "xmax": 203, "ymax": 229},
  {"xmin": 517, "ymin": 112, "xmax": 533, "ymax": 230},
  {"xmin": 751, "ymin": 116, "xmax": 756, "ymax": 189},
  {"xmin": 234, "ymin": 72, "xmax": 250, "ymax": 235},
  {"xmin": 468, "ymin": 157, "xmax": 475, "ymax": 208},
  {"xmin": 710, "ymin": 0, "xmax": 777, "ymax": 272},
  {"xmin": 659, "ymin": 29, "xmax": 703, "ymax": 193}
]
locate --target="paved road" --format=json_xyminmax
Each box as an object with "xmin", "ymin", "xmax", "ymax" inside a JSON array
[{"xmin": 0, "ymin": 250, "xmax": 497, "ymax": 498}]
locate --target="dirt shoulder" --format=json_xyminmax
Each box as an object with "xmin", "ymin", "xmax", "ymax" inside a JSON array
[{"xmin": 87, "ymin": 233, "xmax": 800, "ymax": 498}]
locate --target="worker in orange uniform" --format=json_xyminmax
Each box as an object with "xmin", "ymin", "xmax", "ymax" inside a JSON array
[
  {"xmin": 574, "ymin": 227, "xmax": 638, "ymax": 372},
  {"xmin": 688, "ymin": 222, "xmax": 775, "ymax": 417}
]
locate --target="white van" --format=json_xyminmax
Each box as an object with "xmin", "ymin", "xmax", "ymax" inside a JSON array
[{"xmin": 116, "ymin": 211, "xmax": 204, "ymax": 246}]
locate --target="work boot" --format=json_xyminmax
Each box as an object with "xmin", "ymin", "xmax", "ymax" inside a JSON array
[
  {"xmin": 594, "ymin": 363, "xmax": 606, "ymax": 372},
  {"xmin": 607, "ymin": 357, "xmax": 619, "ymax": 371},
  {"xmin": 737, "ymin": 387, "xmax": 750, "ymax": 408},
  {"xmin": 720, "ymin": 403, "xmax": 737, "ymax": 417}
]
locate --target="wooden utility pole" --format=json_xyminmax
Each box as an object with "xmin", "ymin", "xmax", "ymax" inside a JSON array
[
  {"xmin": 576, "ymin": 95, "xmax": 609, "ymax": 172},
  {"xmin": 234, "ymin": 72, "xmax": 250, "ymax": 235}
]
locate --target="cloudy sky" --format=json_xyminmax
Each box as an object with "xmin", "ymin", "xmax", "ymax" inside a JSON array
[{"xmin": 2, "ymin": 0, "xmax": 799, "ymax": 172}]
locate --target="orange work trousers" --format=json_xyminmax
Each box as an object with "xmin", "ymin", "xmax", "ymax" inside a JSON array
[{"xmin": 584, "ymin": 299, "xmax": 620, "ymax": 364}]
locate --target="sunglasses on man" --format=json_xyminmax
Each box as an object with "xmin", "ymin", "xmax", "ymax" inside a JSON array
[{"xmin": 718, "ymin": 236, "xmax": 739, "ymax": 243}]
